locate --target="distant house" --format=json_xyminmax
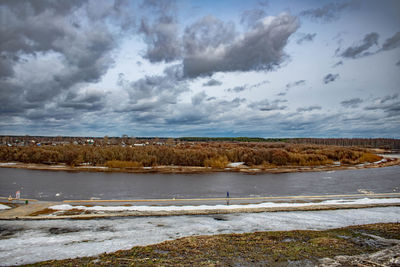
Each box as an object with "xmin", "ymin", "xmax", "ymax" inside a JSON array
[
  {"xmin": 86, "ymin": 139, "xmax": 94, "ymax": 145},
  {"xmin": 133, "ymin": 143, "xmax": 145, "ymax": 147}
]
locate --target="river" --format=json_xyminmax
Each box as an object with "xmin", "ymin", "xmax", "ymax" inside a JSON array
[{"xmin": 0, "ymin": 166, "xmax": 399, "ymax": 200}]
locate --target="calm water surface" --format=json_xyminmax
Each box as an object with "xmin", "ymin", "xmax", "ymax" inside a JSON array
[{"xmin": 0, "ymin": 166, "xmax": 399, "ymax": 200}]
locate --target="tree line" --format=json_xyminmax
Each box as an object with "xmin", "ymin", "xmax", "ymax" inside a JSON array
[
  {"xmin": 2, "ymin": 136, "xmax": 398, "ymax": 149},
  {"xmin": 289, "ymin": 138, "xmax": 400, "ymax": 149},
  {"xmin": 0, "ymin": 142, "xmax": 381, "ymax": 167}
]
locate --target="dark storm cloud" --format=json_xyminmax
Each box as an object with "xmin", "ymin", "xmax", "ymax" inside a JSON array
[
  {"xmin": 0, "ymin": 0, "xmax": 132, "ymax": 118},
  {"xmin": 340, "ymin": 98, "xmax": 363, "ymax": 108},
  {"xmin": 248, "ymin": 99, "xmax": 287, "ymax": 111},
  {"xmin": 139, "ymin": 0, "xmax": 181, "ymax": 62},
  {"xmin": 341, "ymin": 32, "xmax": 379, "ymax": 58},
  {"xmin": 300, "ymin": 1, "xmax": 355, "ymax": 22},
  {"xmin": 381, "ymin": 32, "xmax": 400, "ymax": 51},
  {"xmin": 182, "ymin": 13, "xmax": 299, "ymax": 77},
  {"xmin": 296, "ymin": 33, "xmax": 316, "ymax": 44},
  {"xmin": 323, "ymin": 73, "xmax": 339, "ymax": 84},
  {"xmin": 202, "ymin": 79, "xmax": 222, "ymax": 87},
  {"xmin": 296, "ymin": 105, "xmax": 322, "ymax": 112},
  {"xmin": 396, "ymin": 60, "xmax": 400, "ymax": 67},
  {"xmin": 286, "ymin": 80, "xmax": 306, "ymax": 89}
]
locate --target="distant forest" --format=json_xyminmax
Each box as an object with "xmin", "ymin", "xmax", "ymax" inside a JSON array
[
  {"xmin": 288, "ymin": 138, "xmax": 400, "ymax": 149},
  {"xmin": 1, "ymin": 136, "xmax": 399, "ymax": 149}
]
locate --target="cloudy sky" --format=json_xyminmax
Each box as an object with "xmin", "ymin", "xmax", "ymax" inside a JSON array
[{"xmin": 0, "ymin": 0, "xmax": 399, "ymax": 138}]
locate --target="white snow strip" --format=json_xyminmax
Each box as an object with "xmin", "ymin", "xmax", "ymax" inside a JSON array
[
  {"xmin": 0, "ymin": 203, "xmax": 11, "ymax": 210},
  {"xmin": 378, "ymin": 154, "xmax": 400, "ymax": 159},
  {"xmin": 227, "ymin": 162, "xmax": 245, "ymax": 167},
  {"xmin": 0, "ymin": 162, "xmax": 17, "ymax": 166},
  {"xmin": 49, "ymin": 198, "xmax": 400, "ymax": 212},
  {"xmin": 76, "ymin": 166, "xmax": 108, "ymax": 169}
]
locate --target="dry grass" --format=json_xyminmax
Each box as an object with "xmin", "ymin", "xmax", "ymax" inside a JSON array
[
  {"xmin": 359, "ymin": 152, "xmax": 382, "ymax": 163},
  {"xmin": 29, "ymin": 208, "xmax": 55, "ymax": 216},
  {"xmin": 203, "ymin": 155, "xmax": 229, "ymax": 168}
]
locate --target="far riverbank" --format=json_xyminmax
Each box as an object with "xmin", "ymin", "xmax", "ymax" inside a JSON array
[{"xmin": 0, "ymin": 156, "xmax": 399, "ymax": 174}]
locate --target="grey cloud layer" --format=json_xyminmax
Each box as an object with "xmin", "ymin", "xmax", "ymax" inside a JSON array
[
  {"xmin": 227, "ymin": 86, "xmax": 246, "ymax": 93},
  {"xmin": 1, "ymin": 0, "xmax": 399, "ymax": 138},
  {"xmin": 183, "ymin": 13, "xmax": 299, "ymax": 77},
  {"xmin": 323, "ymin": 73, "xmax": 339, "ymax": 84},
  {"xmin": 339, "ymin": 31, "xmax": 400, "ymax": 60},
  {"xmin": 333, "ymin": 61, "xmax": 343, "ymax": 67},
  {"xmin": 139, "ymin": 0, "xmax": 181, "ymax": 62},
  {"xmin": 166, "ymin": 95, "xmax": 245, "ymax": 125},
  {"xmin": 297, "ymin": 106, "xmax": 322, "ymax": 112},
  {"xmin": 297, "ymin": 33, "xmax": 316, "ymax": 44},
  {"xmin": 0, "ymin": 0, "xmax": 130, "ymax": 119},
  {"xmin": 249, "ymin": 99, "xmax": 287, "ymax": 111},
  {"xmin": 117, "ymin": 65, "xmax": 187, "ymax": 118},
  {"xmin": 341, "ymin": 32, "xmax": 379, "ymax": 58},
  {"xmin": 203, "ymin": 79, "xmax": 223, "ymax": 87},
  {"xmin": 137, "ymin": 9, "xmax": 299, "ymax": 78},
  {"xmin": 341, "ymin": 98, "xmax": 363, "ymax": 108},
  {"xmin": 364, "ymin": 94, "xmax": 400, "ymax": 117},
  {"xmin": 240, "ymin": 8, "xmax": 267, "ymax": 28},
  {"xmin": 286, "ymin": 80, "xmax": 306, "ymax": 89},
  {"xmin": 300, "ymin": 1, "xmax": 354, "ymax": 22},
  {"xmin": 382, "ymin": 32, "xmax": 400, "ymax": 51}
]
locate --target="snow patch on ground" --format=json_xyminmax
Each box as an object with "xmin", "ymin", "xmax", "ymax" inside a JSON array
[
  {"xmin": 0, "ymin": 162, "xmax": 17, "ymax": 166},
  {"xmin": 378, "ymin": 154, "xmax": 400, "ymax": 159},
  {"xmin": 227, "ymin": 162, "xmax": 245, "ymax": 167},
  {"xmin": 0, "ymin": 204, "xmax": 10, "ymax": 210},
  {"xmin": 76, "ymin": 166, "xmax": 108, "ymax": 169},
  {"xmin": 1, "ymin": 207, "xmax": 400, "ymax": 266},
  {"xmin": 49, "ymin": 198, "xmax": 400, "ymax": 212}
]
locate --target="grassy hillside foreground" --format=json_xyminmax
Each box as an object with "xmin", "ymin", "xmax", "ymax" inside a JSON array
[{"xmin": 24, "ymin": 223, "xmax": 400, "ymax": 266}]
